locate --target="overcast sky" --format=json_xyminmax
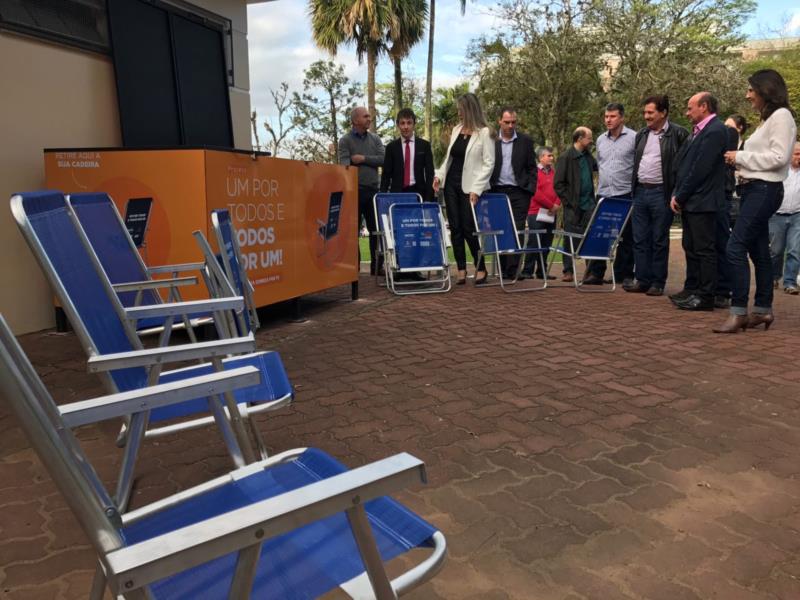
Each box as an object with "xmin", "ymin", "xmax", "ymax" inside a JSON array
[{"xmin": 246, "ymin": 0, "xmax": 800, "ymax": 122}]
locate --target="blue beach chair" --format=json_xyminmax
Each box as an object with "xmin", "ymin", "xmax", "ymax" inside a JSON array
[
  {"xmin": 373, "ymin": 192, "xmax": 422, "ymax": 285},
  {"xmin": 67, "ymin": 192, "xmax": 223, "ymax": 341},
  {"xmin": 210, "ymin": 208, "xmax": 260, "ymax": 332},
  {"xmin": 0, "ymin": 313, "xmax": 446, "ymax": 600},
  {"xmin": 471, "ymin": 193, "xmax": 549, "ymax": 292},
  {"xmin": 383, "ymin": 202, "xmax": 452, "ymax": 295},
  {"xmin": 11, "ymin": 191, "xmax": 293, "ymax": 509},
  {"xmin": 549, "ymin": 196, "xmax": 634, "ymax": 292}
]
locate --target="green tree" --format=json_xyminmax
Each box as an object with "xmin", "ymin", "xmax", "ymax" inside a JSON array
[
  {"xmin": 469, "ymin": 0, "xmax": 604, "ymax": 151},
  {"xmin": 430, "ymin": 81, "xmax": 470, "ymax": 163},
  {"xmin": 587, "ymin": 0, "xmax": 756, "ymax": 129},
  {"xmin": 291, "ymin": 60, "xmax": 363, "ymax": 163},
  {"xmin": 425, "ymin": 0, "xmax": 467, "ymax": 142},
  {"xmin": 386, "ymin": 0, "xmax": 428, "ymax": 114},
  {"xmin": 374, "ymin": 76, "xmax": 425, "ymax": 139},
  {"xmin": 743, "ymin": 45, "xmax": 800, "ymax": 128}
]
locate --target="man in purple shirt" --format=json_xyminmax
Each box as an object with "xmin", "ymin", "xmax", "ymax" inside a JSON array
[
  {"xmin": 628, "ymin": 96, "xmax": 689, "ymax": 296},
  {"xmin": 669, "ymin": 93, "xmax": 728, "ymax": 310}
]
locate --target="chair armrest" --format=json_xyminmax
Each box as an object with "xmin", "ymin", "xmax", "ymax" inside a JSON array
[
  {"xmin": 112, "ymin": 276, "xmax": 197, "ymax": 293},
  {"xmin": 147, "ymin": 262, "xmax": 206, "ymax": 275},
  {"xmin": 86, "ymin": 334, "xmax": 256, "ymax": 372},
  {"xmin": 61, "ymin": 366, "xmax": 261, "ymax": 427},
  {"xmin": 124, "ymin": 297, "xmax": 244, "ymax": 320},
  {"xmin": 104, "ymin": 453, "xmax": 428, "ymax": 593},
  {"xmin": 476, "ymin": 229, "xmax": 504, "ymax": 237}
]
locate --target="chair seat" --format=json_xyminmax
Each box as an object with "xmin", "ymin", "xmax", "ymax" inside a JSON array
[
  {"xmin": 122, "ymin": 448, "xmax": 437, "ymax": 599},
  {"xmin": 152, "ymin": 352, "xmax": 291, "ymax": 422}
]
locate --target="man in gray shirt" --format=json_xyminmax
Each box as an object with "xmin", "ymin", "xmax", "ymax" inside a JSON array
[
  {"xmin": 338, "ymin": 106, "xmax": 385, "ymax": 275},
  {"xmin": 595, "ymin": 102, "xmax": 636, "ymax": 288}
]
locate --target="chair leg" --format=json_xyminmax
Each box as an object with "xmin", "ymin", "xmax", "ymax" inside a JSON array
[
  {"xmin": 89, "ymin": 562, "xmax": 107, "ymax": 600},
  {"xmin": 228, "ymin": 543, "xmax": 262, "ymax": 599},
  {"xmin": 114, "ymin": 411, "xmax": 149, "ymax": 512},
  {"xmin": 245, "ymin": 409, "xmax": 270, "ymax": 460},
  {"xmin": 346, "ymin": 505, "xmax": 398, "ymax": 600}
]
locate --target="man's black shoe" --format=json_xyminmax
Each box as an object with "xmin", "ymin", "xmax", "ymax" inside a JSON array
[
  {"xmin": 581, "ymin": 275, "xmax": 604, "ymax": 285},
  {"xmin": 518, "ymin": 272, "xmax": 531, "ymax": 280},
  {"xmin": 714, "ymin": 295, "xmax": 731, "ymax": 309},
  {"xmin": 674, "ymin": 294, "xmax": 714, "ymax": 311},
  {"xmin": 536, "ymin": 273, "xmax": 556, "ymax": 280},
  {"xmin": 625, "ymin": 282, "xmax": 649, "ymax": 293},
  {"xmin": 669, "ymin": 289, "xmax": 693, "ymax": 301},
  {"xmin": 645, "ymin": 286, "xmax": 664, "ymax": 296},
  {"xmin": 621, "ymin": 278, "xmax": 636, "ymax": 290}
]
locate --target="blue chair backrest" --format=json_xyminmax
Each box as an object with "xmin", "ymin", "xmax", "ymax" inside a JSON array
[
  {"xmin": 212, "ymin": 209, "xmax": 251, "ymax": 334},
  {"xmin": 577, "ymin": 197, "xmax": 633, "ymax": 259},
  {"xmin": 374, "ymin": 193, "xmax": 421, "ymax": 233},
  {"xmin": 68, "ymin": 193, "xmax": 161, "ymax": 309},
  {"xmin": 323, "ymin": 192, "xmax": 343, "ymax": 240},
  {"xmin": 474, "ymin": 193, "xmax": 519, "ymax": 254},
  {"xmin": 13, "ymin": 191, "xmax": 146, "ymax": 394},
  {"xmin": 389, "ymin": 203, "xmax": 446, "ymax": 269}
]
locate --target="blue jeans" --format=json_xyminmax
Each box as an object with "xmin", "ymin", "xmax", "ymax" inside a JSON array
[
  {"xmin": 769, "ymin": 211, "xmax": 800, "ymax": 288},
  {"xmin": 632, "ymin": 186, "xmax": 672, "ymax": 288},
  {"xmin": 727, "ymin": 181, "xmax": 784, "ymax": 315}
]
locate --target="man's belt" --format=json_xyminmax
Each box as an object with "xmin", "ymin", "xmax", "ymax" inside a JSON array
[{"xmin": 638, "ymin": 182, "xmax": 663, "ymax": 189}]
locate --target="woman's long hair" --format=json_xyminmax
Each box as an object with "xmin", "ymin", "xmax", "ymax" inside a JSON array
[
  {"xmin": 748, "ymin": 69, "xmax": 793, "ymax": 121},
  {"xmin": 457, "ymin": 93, "xmax": 489, "ymax": 132}
]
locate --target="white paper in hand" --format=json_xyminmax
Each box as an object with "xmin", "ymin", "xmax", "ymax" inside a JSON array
[{"xmin": 536, "ymin": 208, "xmax": 555, "ymax": 224}]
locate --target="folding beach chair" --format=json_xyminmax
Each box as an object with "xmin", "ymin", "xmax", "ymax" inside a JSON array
[
  {"xmin": 382, "ymin": 202, "xmax": 452, "ymax": 295},
  {"xmin": 548, "ymin": 196, "xmax": 634, "ymax": 292},
  {"xmin": 67, "ymin": 192, "xmax": 221, "ymax": 341},
  {"xmin": 210, "ymin": 208, "xmax": 260, "ymax": 332},
  {"xmin": 0, "ymin": 313, "xmax": 446, "ymax": 600},
  {"xmin": 374, "ymin": 192, "xmax": 422, "ymax": 284},
  {"xmin": 471, "ymin": 193, "xmax": 549, "ymax": 292},
  {"xmin": 11, "ymin": 191, "xmax": 293, "ymax": 509}
]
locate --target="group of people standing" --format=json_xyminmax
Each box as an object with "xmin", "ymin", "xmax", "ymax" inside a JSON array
[{"xmin": 338, "ymin": 68, "xmax": 797, "ymax": 334}]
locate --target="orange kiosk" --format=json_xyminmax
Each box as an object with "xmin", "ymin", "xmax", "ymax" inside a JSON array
[{"xmin": 44, "ymin": 148, "xmax": 359, "ymax": 313}]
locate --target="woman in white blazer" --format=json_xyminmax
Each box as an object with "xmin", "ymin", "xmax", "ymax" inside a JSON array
[{"xmin": 433, "ymin": 93, "xmax": 495, "ymax": 285}]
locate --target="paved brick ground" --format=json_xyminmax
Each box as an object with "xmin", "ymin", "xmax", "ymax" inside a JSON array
[{"xmin": 2, "ymin": 247, "xmax": 800, "ymax": 599}]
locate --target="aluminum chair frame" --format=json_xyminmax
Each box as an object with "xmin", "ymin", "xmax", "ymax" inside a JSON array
[
  {"xmin": 67, "ymin": 192, "xmax": 222, "ymax": 341},
  {"xmin": 382, "ymin": 202, "xmax": 452, "ymax": 295},
  {"xmin": 373, "ymin": 192, "xmax": 423, "ymax": 286},
  {"xmin": 210, "ymin": 209, "xmax": 261, "ymax": 331},
  {"xmin": 471, "ymin": 193, "xmax": 549, "ymax": 293},
  {"xmin": 11, "ymin": 192, "xmax": 291, "ymax": 509},
  {"xmin": 547, "ymin": 196, "xmax": 634, "ymax": 293},
  {"xmin": 0, "ymin": 313, "xmax": 446, "ymax": 600}
]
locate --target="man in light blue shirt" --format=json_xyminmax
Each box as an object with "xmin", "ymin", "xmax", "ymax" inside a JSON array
[{"xmin": 595, "ymin": 102, "xmax": 636, "ymax": 287}]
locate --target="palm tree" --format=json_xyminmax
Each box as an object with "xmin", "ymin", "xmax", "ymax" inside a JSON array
[
  {"xmin": 425, "ymin": 0, "xmax": 466, "ymax": 140},
  {"xmin": 309, "ymin": 0, "xmax": 392, "ymax": 132},
  {"xmin": 385, "ymin": 0, "xmax": 427, "ymax": 115}
]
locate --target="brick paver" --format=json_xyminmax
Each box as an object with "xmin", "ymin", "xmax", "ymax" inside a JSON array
[{"xmin": 2, "ymin": 246, "xmax": 800, "ymax": 599}]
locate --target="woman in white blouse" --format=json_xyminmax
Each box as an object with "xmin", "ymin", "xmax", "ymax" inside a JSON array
[
  {"xmin": 433, "ymin": 93, "xmax": 495, "ymax": 285},
  {"xmin": 715, "ymin": 69, "xmax": 797, "ymax": 333}
]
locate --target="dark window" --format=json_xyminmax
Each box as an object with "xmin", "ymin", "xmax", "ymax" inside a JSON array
[
  {"xmin": 0, "ymin": 0, "xmax": 109, "ymax": 53},
  {"xmin": 107, "ymin": 0, "xmax": 234, "ymax": 148}
]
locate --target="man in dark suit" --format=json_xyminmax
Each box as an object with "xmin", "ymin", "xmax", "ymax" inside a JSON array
[
  {"xmin": 380, "ymin": 108, "xmax": 435, "ymax": 201},
  {"xmin": 669, "ymin": 92, "xmax": 728, "ymax": 311},
  {"xmin": 490, "ymin": 106, "xmax": 537, "ymax": 278}
]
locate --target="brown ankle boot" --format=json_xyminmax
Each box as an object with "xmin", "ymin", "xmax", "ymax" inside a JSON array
[
  {"xmin": 712, "ymin": 314, "xmax": 749, "ymax": 333},
  {"xmin": 746, "ymin": 313, "xmax": 774, "ymax": 330}
]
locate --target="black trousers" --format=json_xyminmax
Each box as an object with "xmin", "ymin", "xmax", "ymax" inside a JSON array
[
  {"xmin": 563, "ymin": 208, "xmax": 605, "ymax": 278},
  {"xmin": 682, "ymin": 211, "xmax": 717, "ymax": 299},
  {"xmin": 492, "ymin": 185, "xmax": 530, "ymax": 275},
  {"xmin": 444, "ymin": 183, "xmax": 485, "ymax": 272},
  {"xmin": 613, "ymin": 218, "xmax": 635, "ymax": 280},
  {"xmin": 358, "ymin": 185, "xmax": 379, "ymax": 273},
  {"xmin": 522, "ymin": 215, "xmax": 553, "ymax": 277}
]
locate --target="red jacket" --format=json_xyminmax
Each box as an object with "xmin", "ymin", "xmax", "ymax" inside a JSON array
[{"xmin": 528, "ymin": 166, "xmax": 560, "ymax": 214}]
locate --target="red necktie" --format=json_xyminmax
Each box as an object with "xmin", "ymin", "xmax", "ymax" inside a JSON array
[{"xmin": 403, "ymin": 139, "xmax": 411, "ymax": 188}]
